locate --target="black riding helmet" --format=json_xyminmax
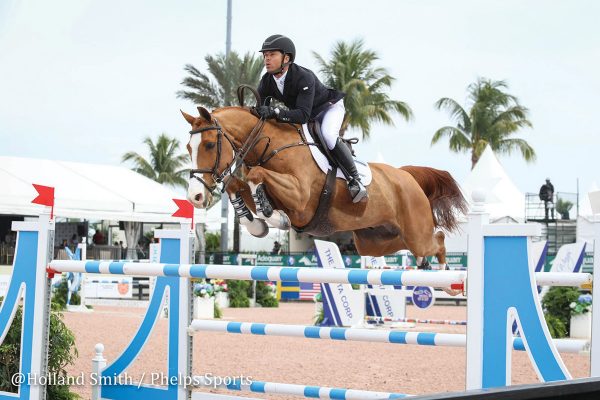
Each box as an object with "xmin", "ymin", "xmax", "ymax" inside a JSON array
[{"xmin": 259, "ymin": 34, "xmax": 295, "ymax": 74}]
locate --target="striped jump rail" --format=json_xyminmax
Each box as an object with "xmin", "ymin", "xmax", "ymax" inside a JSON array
[
  {"xmin": 47, "ymin": 261, "xmax": 467, "ymax": 289},
  {"xmin": 366, "ymin": 317, "xmax": 468, "ymax": 326},
  {"xmin": 192, "ymin": 375, "xmax": 408, "ymax": 399},
  {"xmin": 189, "ymin": 320, "xmax": 589, "ymax": 354},
  {"xmin": 48, "ymin": 261, "xmax": 593, "ymax": 289}
]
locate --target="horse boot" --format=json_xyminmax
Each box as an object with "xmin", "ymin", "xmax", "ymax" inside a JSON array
[
  {"xmin": 416, "ymin": 257, "xmax": 432, "ymax": 270},
  {"xmin": 330, "ymin": 137, "xmax": 368, "ymax": 203}
]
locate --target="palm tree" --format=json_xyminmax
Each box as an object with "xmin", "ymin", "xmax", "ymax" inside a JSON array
[
  {"xmin": 313, "ymin": 39, "xmax": 412, "ymax": 138},
  {"xmin": 122, "ymin": 134, "xmax": 189, "ymax": 188},
  {"xmin": 177, "ymin": 51, "xmax": 264, "ymax": 253},
  {"xmin": 432, "ymin": 78, "xmax": 535, "ymax": 169},
  {"xmin": 176, "ymin": 51, "xmax": 264, "ymax": 107}
]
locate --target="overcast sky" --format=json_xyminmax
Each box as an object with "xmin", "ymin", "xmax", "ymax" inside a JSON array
[{"xmin": 1, "ymin": 0, "xmax": 598, "ymax": 204}]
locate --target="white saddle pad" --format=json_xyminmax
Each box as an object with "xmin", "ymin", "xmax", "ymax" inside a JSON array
[{"xmin": 302, "ymin": 124, "xmax": 373, "ymax": 186}]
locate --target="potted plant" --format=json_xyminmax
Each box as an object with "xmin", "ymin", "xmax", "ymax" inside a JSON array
[
  {"xmin": 212, "ymin": 279, "xmax": 229, "ymax": 308},
  {"xmin": 570, "ymin": 294, "xmax": 592, "ymax": 338},
  {"xmin": 313, "ymin": 292, "xmax": 324, "ymax": 325},
  {"xmin": 556, "ymin": 198, "xmax": 573, "ymax": 220},
  {"xmin": 193, "ymin": 281, "xmax": 215, "ymax": 319}
]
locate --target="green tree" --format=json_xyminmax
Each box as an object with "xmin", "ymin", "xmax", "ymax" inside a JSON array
[
  {"xmin": 313, "ymin": 39, "xmax": 412, "ymax": 138},
  {"xmin": 122, "ymin": 134, "xmax": 189, "ymax": 189},
  {"xmin": 432, "ymin": 78, "xmax": 535, "ymax": 169},
  {"xmin": 176, "ymin": 51, "xmax": 264, "ymax": 107},
  {"xmin": 177, "ymin": 51, "xmax": 264, "ymax": 253}
]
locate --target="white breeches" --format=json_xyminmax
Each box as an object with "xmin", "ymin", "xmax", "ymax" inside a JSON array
[{"xmin": 320, "ymin": 100, "xmax": 345, "ymax": 150}]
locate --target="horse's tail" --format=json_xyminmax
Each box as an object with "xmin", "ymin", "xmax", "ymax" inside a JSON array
[{"xmin": 400, "ymin": 165, "xmax": 468, "ymax": 232}]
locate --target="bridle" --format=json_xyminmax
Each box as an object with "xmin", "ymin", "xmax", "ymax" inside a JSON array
[
  {"xmin": 188, "ymin": 104, "xmax": 318, "ymax": 197},
  {"xmin": 188, "ymin": 116, "xmax": 267, "ymax": 194}
]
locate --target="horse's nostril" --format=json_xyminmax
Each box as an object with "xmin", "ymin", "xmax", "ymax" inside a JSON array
[{"xmin": 195, "ymin": 194, "xmax": 202, "ymax": 201}]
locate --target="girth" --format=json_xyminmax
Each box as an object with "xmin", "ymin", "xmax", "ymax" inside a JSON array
[{"xmin": 292, "ymin": 166, "xmax": 338, "ymax": 237}]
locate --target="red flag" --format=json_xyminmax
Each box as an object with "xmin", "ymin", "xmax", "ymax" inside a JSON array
[
  {"xmin": 32, "ymin": 184, "xmax": 55, "ymax": 219},
  {"xmin": 172, "ymin": 198, "xmax": 195, "ymax": 229}
]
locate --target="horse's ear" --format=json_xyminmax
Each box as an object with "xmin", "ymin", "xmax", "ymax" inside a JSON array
[
  {"xmin": 180, "ymin": 110, "xmax": 196, "ymax": 125},
  {"xmin": 197, "ymin": 106, "xmax": 212, "ymax": 122}
]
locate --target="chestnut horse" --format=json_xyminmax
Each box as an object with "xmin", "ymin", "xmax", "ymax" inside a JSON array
[{"xmin": 182, "ymin": 106, "xmax": 467, "ymax": 265}]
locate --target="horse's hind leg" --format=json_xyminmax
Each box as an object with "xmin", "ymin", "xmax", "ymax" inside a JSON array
[
  {"xmin": 432, "ymin": 230, "xmax": 462, "ymax": 296},
  {"xmin": 433, "ymin": 231, "xmax": 447, "ymax": 268}
]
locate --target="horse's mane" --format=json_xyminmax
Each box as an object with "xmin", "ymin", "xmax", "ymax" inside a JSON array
[{"xmin": 212, "ymin": 106, "xmax": 300, "ymax": 137}]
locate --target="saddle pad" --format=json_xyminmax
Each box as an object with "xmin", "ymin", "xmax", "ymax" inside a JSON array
[{"xmin": 302, "ymin": 124, "xmax": 373, "ymax": 186}]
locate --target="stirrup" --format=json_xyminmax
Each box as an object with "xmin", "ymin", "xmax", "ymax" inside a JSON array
[{"xmin": 348, "ymin": 180, "xmax": 368, "ymax": 203}]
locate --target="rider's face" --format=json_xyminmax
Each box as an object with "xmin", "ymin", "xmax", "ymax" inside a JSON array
[{"xmin": 263, "ymin": 51, "xmax": 289, "ymax": 74}]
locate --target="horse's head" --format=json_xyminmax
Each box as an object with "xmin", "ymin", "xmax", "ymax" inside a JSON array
[{"xmin": 181, "ymin": 106, "xmax": 237, "ymax": 209}]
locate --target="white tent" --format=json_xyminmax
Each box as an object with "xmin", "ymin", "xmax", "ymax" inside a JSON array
[
  {"xmin": 0, "ymin": 156, "xmax": 205, "ymax": 223},
  {"xmin": 579, "ymin": 183, "xmax": 600, "ymax": 217},
  {"xmin": 460, "ymin": 145, "xmax": 525, "ymax": 222},
  {"xmin": 577, "ymin": 188, "xmax": 600, "ymax": 246}
]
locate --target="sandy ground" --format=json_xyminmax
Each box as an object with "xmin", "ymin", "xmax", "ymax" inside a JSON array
[{"xmin": 59, "ymin": 302, "xmax": 590, "ymax": 399}]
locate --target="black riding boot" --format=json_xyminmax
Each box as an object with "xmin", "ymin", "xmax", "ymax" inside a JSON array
[{"xmin": 330, "ymin": 138, "xmax": 368, "ymax": 203}]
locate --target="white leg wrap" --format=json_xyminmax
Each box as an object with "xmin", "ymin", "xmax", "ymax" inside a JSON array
[{"xmin": 265, "ymin": 209, "xmax": 291, "ymax": 231}]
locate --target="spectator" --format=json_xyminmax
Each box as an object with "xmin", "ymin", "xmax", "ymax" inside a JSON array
[
  {"xmin": 92, "ymin": 230, "xmax": 105, "ymax": 245},
  {"xmin": 272, "ymin": 241, "xmax": 281, "ymax": 255},
  {"xmin": 69, "ymin": 234, "xmax": 78, "ymax": 252},
  {"xmin": 539, "ymin": 178, "xmax": 555, "ymax": 220}
]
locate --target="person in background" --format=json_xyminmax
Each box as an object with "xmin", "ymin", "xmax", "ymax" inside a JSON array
[
  {"xmin": 92, "ymin": 230, "xmax": 105, "ymax": 245},
  {"xmin": 69, "ymin": 234, "xmax": 78, "ymax": 252},
  {"xmin": 272, "ymin": 240, "xmax": 281, "ymax": 255},
  {"xmin": 539, "ymin": 178, "xmax": 555, "ymax": 220}
]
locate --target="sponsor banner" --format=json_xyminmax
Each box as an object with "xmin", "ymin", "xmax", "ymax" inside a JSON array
[
  {"xmin": 84, "ymin": 275, "xmax": 133, "ymax": 298},
  {"xmin": 406, "ymin": 253, "xmax": 467, "ymax": 269},
  {"xmin": 0, "ymin": 275, "xmax": 9, "ymax": 298},
  {"xmin": 549, "ymin": 252, "xmax": 594, "ymax": 274},
  {"xmin": 206, "ymin": 252, "xmax": 469, "ymax": 269},
  {"xmin": 412, "ymin": 286, "xmax": 435, "ymax": 309},
  {"xmin": 315, "ymin": 240, "xmax": 364, "ymax": 326}
]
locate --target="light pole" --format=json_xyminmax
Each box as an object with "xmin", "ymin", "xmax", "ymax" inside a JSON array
[{"xmin": 220, "ymin": 0, "xmax": 233, "ymax": 254}]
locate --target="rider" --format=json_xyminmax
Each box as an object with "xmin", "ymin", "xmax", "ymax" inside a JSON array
[{"xmin": 256, "ymin": 34, "xmax": 368, "ymax": 203}]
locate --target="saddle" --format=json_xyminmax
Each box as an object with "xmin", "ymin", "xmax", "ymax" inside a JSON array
[{"xmin": 306, "ymin": 117, "xmax": 358, "ymax": 166}]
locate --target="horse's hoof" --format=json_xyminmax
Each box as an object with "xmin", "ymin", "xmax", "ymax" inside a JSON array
[
  {"xmin": 246, "ymin": 218, "xmax": 269, "ymax": 238},
  {"xmin": 417, "ymin": 259, "xmax": 432, "ymax": 270}
]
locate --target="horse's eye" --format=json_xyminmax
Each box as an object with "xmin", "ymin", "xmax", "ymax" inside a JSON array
[{"xmin": 205, "ymin": 142, "xmax": 216, "ymax": 150}]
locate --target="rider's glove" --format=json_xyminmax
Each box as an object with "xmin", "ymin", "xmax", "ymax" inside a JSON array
[{"xmin": 257, "ymin": 105, "xmax": 278, "ymax": 120}]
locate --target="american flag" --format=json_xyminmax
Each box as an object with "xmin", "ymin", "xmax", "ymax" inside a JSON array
[{"xmin": 299, "ymin": 282, "xmax": 321, "ymax": 300}]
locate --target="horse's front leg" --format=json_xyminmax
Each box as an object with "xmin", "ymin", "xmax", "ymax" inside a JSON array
[
  {"xmin": 246, "ymin": 167, "xmax": 309, "ymax": 230},
  {"xmin": 224, "ymin": 176, "xmax": 269, "ymax": 238}
]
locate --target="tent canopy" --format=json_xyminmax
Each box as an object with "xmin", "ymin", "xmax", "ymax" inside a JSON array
[
  {"xmin": 0, "ymin": 156, "xmax": 206, "ymax": 222},
  {"xmin": 460, "ymin": 145, "xmax": 525, "ymax": 222}
]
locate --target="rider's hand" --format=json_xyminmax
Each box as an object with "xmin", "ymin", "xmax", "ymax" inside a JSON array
[{"xmin": 257, "ymin": 105, "xmax": 277, "ymax": 120}]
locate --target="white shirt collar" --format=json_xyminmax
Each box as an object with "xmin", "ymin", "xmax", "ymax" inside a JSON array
[{"xmin": 273, "ymin": 70, "xmax": 287, "ymax": 94}]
